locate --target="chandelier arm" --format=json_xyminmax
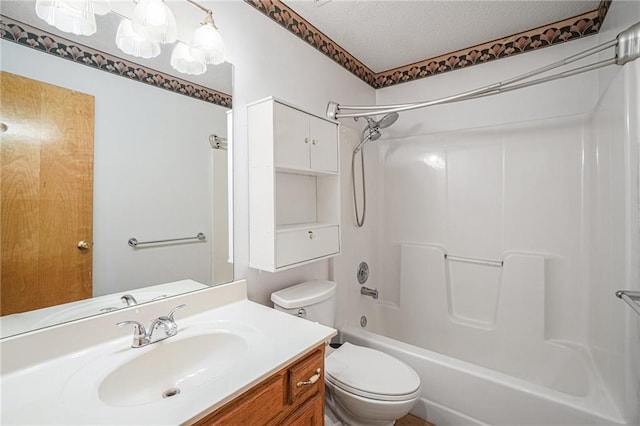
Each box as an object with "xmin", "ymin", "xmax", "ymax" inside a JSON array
[{"xmin": 184, "ymin": 0, "xmax": 211, "ymax": 15}]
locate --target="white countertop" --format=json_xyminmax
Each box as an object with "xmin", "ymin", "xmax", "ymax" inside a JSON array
[{"xmin": 0, "ymin": 280, "xmax": 336, "ymax": 425}]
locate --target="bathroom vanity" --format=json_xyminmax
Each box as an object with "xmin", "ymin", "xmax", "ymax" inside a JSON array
[
  {"xmin": 0, "ymin": 280, "xmax": 335, "ymax": 425},
  {"xmin": 192, "ymin": 344, "xmax": 325, "ymax": 425}
]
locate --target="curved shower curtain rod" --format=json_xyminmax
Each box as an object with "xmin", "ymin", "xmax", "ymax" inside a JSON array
[{"xmin": 326, "ymin": 21, "xmax": 640, "ymax": 120}]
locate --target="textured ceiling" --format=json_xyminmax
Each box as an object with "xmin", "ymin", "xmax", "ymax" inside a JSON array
[{"xmin": 284, "ymin": 0, "xmax": 601, "ymax": 73}]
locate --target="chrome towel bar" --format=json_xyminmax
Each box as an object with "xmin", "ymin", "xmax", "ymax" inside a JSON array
[
  {"xmin": 128, "ymin": 233, "xmax": 206, "ymax": 247},
  {"xmin": 616, "ymin": 290, "xmax": 640, "ymax": 316},
  {"xmin": 444, "ymin": 254, "xmax": 503, "ymax": 267}
]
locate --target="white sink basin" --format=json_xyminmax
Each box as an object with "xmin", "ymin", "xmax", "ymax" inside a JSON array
[
  {"xmin": 62, "ymin": 319, "xmax": 266, "ymax": 410},
  {"xmin": 99, "ymin": 332, "xmax": 248, "ymax": 406}
]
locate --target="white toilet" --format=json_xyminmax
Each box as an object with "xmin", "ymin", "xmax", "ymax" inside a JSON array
[{"xmin": 271, "ymin": 280, "xmax": 421, "ymax": 426}]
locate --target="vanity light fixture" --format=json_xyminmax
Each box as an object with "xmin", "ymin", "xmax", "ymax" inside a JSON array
[
  {"xmin": 131, "ymin": 0, "xmax": 177, "ymax": 44},
  {"xmin": 115, "ymin": 17, "xmax": 161, "ymax": 59},
  {"xmin": 189, "ymin": 11, "xmax": 225, "ymax": 65},
  {"xmin": 34, "ymin": 0, "xmax": 226, "ymax": 76},
  {"xmin": 169, "ymin": 0, "xmax": 227, "ymax": 74},
  {"xmin": 170, "ymin": 41, "xmax": 206, "ymax": 76},
  {"xmin": 35, "ymin": 0, "xmax": 101, "ymax": 36}
]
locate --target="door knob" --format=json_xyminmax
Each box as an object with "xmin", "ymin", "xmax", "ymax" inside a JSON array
[{"xmin": 77, "ymin": 240, "xmax": 91, "ymax": 250}]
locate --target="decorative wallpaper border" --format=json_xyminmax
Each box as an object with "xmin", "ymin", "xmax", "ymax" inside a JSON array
[
  {"xmin": 245, "ymin": 0, "xmax": 376, "ymax": 86},
  {"xmin": 246, "ymin": 0, "xmax": 612, "ymax": 89},
  {"xmin": 0, "ymin": 16, "xmax": 232, "ymax": 108}
]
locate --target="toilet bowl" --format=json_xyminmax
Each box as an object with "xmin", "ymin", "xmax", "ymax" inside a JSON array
[
  {"xmin": 271, "ymin": 280, "xmax": 421, "ymax": 425},
  {"xmin": 325, "ymin": 342, "xmax": 421, "ymax": 426}
]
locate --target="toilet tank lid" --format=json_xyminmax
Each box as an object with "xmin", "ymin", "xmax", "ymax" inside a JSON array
[{"xmin": 271, "ymin": 280, "xmax": 336, "ymax": 309}]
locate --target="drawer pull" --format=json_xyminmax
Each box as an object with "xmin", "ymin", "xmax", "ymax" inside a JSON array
[
  {"xmin": 296, "ymin": 368, "xmax": 321, "ymax": 387},
  {"xmin": 308, "ymin": 231, "xmax": 315, "ymax": 240}
]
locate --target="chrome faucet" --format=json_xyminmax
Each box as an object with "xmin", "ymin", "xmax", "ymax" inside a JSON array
[
  {"xmin": 117, "ymin": 304, "xmax": 186, "ymax": 348},
  {"xmin": 120, "ymin": 294, "xmax": 138, "ymax": 306},
  {"xmin": 360, "ymin": 286, "xmax": 379, "ymax": 299}
]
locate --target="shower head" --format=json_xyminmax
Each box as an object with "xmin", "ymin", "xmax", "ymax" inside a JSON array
[
  {"xmin": 354, "ymin": 111, "xmax": 398, "ymax": 154},
  {"xmin": 364, "ymin": 112, "xmax": 399, "ymax": 131},
  {"xmin": 377, "ymin": 112, "xmax": 399, "ymax": 129}
]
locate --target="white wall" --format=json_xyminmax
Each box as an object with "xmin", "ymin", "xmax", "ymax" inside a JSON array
[
  {"xmin": 210, "ymin": 1, "xmax": 375, "ymax": 305},
  {"xmin": 1, "ymin": 40, "xmax": 228, "ymax": 296}
]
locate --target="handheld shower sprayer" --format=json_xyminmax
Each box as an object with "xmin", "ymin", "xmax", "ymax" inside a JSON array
[
  {"xmin": 352, "ymin": 112, "xmax": 399, "ymax": 227},
  {"xmin": 354, "ymin": 112, "xmax": 398, "ymax": 153}
]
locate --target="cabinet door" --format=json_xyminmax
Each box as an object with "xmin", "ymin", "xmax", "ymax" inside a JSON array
[
  {"xmin": 195, "ymin": 373, "xmax": 285, "ymax": 426},
  {"xmin": 309, "ymin": 117, "xmax": 338, "ymax": 173},
  {"xmin": 281, "ymin": 393, "xmax": 323, "ymax": 426},
  {"xmin": 274, "ymin": 102, "xmax": 310, "ymax": 170}
]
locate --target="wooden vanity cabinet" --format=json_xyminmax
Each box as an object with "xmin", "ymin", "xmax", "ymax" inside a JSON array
[{"xmin": 192, "ymin": 345, "xmax": 325, "ymax": 426}]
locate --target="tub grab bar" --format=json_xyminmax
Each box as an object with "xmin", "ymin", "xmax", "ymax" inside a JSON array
[
  {"xmin": 128, "ymin": 232, "xmax": 206, "ymax": 247},
  {"xmin": 444, "ymin": 254, "xmax": 503, "ymax": 267},
  {"xmin": 616, "ymin": 290, "xmax": 640, "ymax": 316}
]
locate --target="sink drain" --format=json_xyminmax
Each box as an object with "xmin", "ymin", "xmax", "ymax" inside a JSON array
[{"xmin": 162, "ymin": 388, "xmax": 181, "ymax": 399}]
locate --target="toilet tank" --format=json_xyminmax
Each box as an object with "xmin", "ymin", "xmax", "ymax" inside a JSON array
[{"xmin": 271, "ymin": 280, "xmax": 336, "ymax": 327}]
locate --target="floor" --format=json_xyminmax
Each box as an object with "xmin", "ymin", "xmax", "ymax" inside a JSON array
[{"xmin": 397, "ymin": 413, "xmax": 435, "ymax": 426}]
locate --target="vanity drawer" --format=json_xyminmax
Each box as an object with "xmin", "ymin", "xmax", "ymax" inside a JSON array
[
  {"xmin": 276, "ymin": 225, "xmax": 339, "ymax": 268},
  {"xmin": 287, "ymin": 348, "xmax": 324, "ymax": 405}
]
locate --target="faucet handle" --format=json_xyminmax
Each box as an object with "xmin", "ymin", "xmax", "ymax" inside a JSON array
[
  {"xmin": 167, "ymin": 304, "xmax": 186, "ymax": 321},
  {"xmin": 117, "ymin": 320, "xmax": 146, "ymax": 335},
  {"xmin": 117, "ymin": 320, "xmax": 149, "ymax": 348}
]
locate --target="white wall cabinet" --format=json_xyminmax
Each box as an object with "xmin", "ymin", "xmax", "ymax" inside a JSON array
[
  {"xmin": 248, "ymin": 97, "xmax": 340, "ymax": 272},
  {"xmin": 274, "ymin": 102, "xmax": 338, "ymax": 173}
]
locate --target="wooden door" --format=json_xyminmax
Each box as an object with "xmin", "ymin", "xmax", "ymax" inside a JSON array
[{"xmin": 1, "ymin": 71, "xmax": 94, "ymax": 315}]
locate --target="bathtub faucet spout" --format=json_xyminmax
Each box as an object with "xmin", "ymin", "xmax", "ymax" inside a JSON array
[{"xmin": 361, "ymin": 286, "xmax": 379, "ymax": 299}]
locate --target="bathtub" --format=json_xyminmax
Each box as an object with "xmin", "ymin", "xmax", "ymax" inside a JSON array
[{"xmin": 340, "ymin": 326, "xmax": 628, "ymax": 426}]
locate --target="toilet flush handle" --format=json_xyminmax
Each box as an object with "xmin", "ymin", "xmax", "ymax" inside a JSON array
[{"xmin": 296, "ymin": 368, "xmax": 321, "ymax": 387}]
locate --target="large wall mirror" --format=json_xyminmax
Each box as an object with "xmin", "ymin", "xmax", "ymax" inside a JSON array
[{"xmin": 0, "ymin": 1, "xmax": 233, "ymax": 338}]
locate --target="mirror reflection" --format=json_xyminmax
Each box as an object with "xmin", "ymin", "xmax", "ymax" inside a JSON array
[{"xmin": 0, "ymin": 1, "xmax": 233, "ymax": 338}]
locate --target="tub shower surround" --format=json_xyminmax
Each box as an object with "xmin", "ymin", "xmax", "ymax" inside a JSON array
[{"xmin": 337, "ymin": 60, "xmax": 639, "ymax": 424}]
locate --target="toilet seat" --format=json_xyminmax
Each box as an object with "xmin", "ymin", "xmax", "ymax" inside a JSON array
[{"xmin": 325, "ymin": 342, "xmax": 421, "ymax": 402}]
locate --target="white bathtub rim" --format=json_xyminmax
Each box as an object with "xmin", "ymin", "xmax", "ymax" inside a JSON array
[{"xmin": 340, "ymin": 325, "xmax": 626, "ymax": 425}]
